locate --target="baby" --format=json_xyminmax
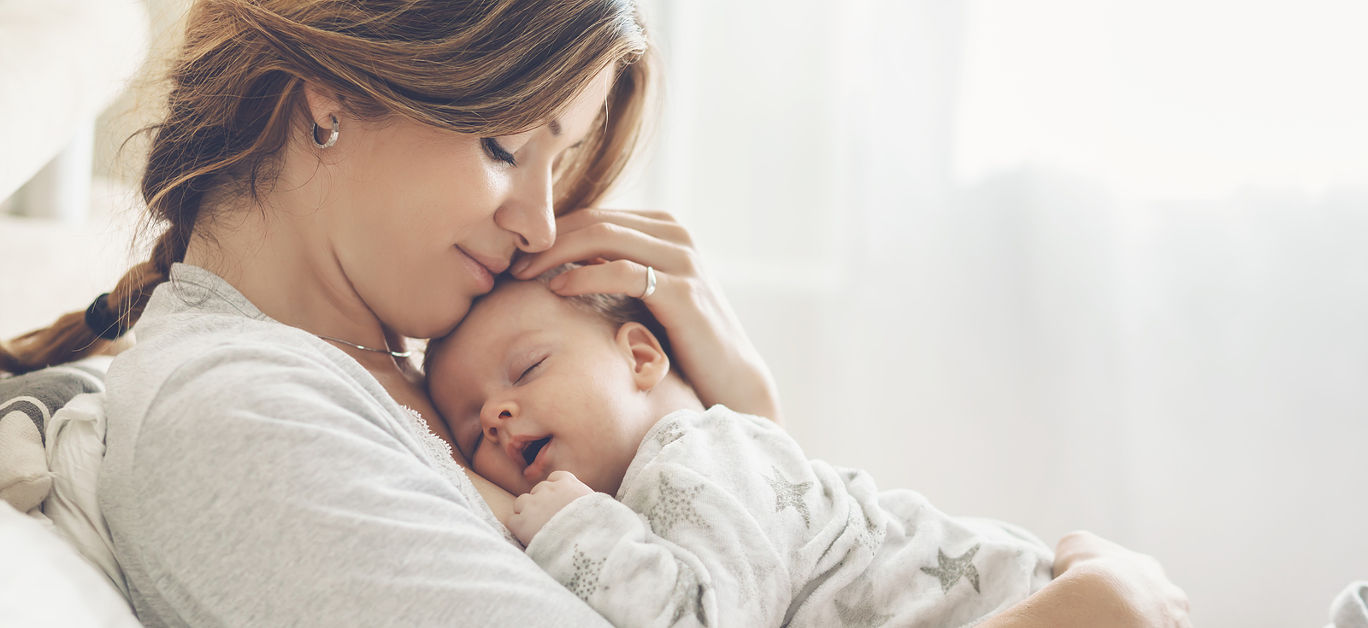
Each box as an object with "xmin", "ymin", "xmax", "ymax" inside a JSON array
[{"xmin": 426, "ymin": 268, "xmax": 1053, "ymax": 627}]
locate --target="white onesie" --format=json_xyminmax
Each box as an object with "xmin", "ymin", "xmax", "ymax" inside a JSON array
[{"xmin": 524, "ymin": 404, "xmax": 1054, "ymax": 627}]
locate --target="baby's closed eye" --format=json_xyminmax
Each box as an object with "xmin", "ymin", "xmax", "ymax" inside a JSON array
[{"xmin": 515, "ymin": 357, "xmax": 545, "ymax": 383}]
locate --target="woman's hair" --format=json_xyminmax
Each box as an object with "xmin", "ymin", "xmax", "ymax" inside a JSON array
[{"xmin": 1, "ymin": 0, "xmax": 655, "ymax": 374}]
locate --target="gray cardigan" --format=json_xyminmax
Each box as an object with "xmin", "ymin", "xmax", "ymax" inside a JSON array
[{"xmin": 98, "ymin": 263, "xmax": 609, "ymax": 627}]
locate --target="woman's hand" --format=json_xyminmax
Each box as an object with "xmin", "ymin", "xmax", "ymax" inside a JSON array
[
  {"xmin": 510, "ymin": 209, "xmax": 783, "ymax": 422},
  {"xmin": 1053, "ymin": 531, "xmax": 1191, "ymax": 626},
  {"xmin": 508, "ymin": 470, "xmax": 594, "ymax": 546},
  {"xmin": 983, "ymin": 531, "xmax": 1191, "ymax": 628}
]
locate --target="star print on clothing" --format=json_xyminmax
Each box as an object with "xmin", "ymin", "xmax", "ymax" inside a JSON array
[
  {"xmin": 766, "ymin": 466, "xmax": 813, "ymax": 528},
  {"xmin": 652, "ymin": 421, "xmax": 686, "ymax": 448},
  {"xmin": 854, "ymin": 508, "xmax": 884, "ymax": 556},
  {"xmin": 646, "ymin": 474, "xmax": 710, "ymax": 535},
  {"xmin": 563, "ymin": 546, "xmax": 605, "ymax": 601},
  {"xmin": 835, "ymin": 596, "xmax": 892, "ymax": 628},
  {"xmin": 735, "ymin": 559, "xmax": 770, "ymax": 610},
  {"xmin": 669, "ymin": 558, "xmax": 708, "ymax": 625},
  {"xmin": 920, "ymin": 544, "xmax": 982, "ymax": 594}
]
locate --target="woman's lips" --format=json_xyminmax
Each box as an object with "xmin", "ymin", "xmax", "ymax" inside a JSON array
[{"xmin": 454, "ymin": 245, "xmax": 495, "ymax": 291}]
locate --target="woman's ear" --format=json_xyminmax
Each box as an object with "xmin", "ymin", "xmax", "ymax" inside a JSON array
[
  {"xmin": 301, "ymin": 81, "xmax": 343, "ymax": 128},
  {"xmin": 615, "ymin": 322, "xmax": 670, "ymax": 392}
]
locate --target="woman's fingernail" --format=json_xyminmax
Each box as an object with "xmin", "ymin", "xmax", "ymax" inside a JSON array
[{"xmin": 548, "ymin": 274, "xmax": 566, "ymax": 291}]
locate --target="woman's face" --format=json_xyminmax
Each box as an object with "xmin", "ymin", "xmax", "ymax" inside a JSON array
[{"xmin": 314, "ymin": 66, "xmax": 615, "ymax": 339}]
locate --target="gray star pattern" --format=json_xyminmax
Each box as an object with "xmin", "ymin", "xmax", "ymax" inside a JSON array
[
  {"xmin": 646, "ymin": 474, "xmax": 709, "ymax": 535},
  {"xmin": 855, "ymin": 509, "xmax": 884, "ymax": 556},
  {"xmin": 734, "ymin": 559, "xmax": 770, "ymax": 611},
  {"xmin": 835, "ymin": 596, "xmax": 892, "ymax": 628},
  {"xmin": 920, "ymin": 544, "xmax": 982, "ymax": 594},
  {"xmin": 653, "ymin": 421, "xmax": 686, "ymax": 448},
  {"xmin": 669, "ymin": 558, "xmax": 708, "ymax": 625},
  {"xmin": 563, "ymin": 546, "xmax": 605, "ymax": 601},
  {"xmin": 766, "ymin": 466, "xmax": 813, "ymax": 528}
]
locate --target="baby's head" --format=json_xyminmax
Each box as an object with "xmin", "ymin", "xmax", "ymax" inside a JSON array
[{"xmin": 426, "ymin": 266, "xmax": 700, "ymax": 496}]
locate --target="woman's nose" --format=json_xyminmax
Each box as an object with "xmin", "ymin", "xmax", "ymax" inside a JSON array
[{"xmin": 496, "ymin": 166, "xmax": 556, "ymax": 253}]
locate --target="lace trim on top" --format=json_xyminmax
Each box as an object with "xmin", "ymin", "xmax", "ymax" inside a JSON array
[
  {"xmin": 398, "ymin": 405, "xmax": 463, "ymax": 475},
  {"xmin": 398, "ymin": 405, "xmax": 519, "ymax": 545}
]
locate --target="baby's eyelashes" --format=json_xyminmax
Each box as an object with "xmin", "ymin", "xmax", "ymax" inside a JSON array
[{"xmin": 514, "ymin": 356, "xmax": 546, "ymax": 384}]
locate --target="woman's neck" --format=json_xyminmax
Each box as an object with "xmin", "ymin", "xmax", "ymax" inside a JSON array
[
  {"xmin": 184, "ymin": 183, "xmax": 458, "ymax": 450},
  {"xmin": 184, "ymin": 190, "xmax": 401, "ymax": 368}
]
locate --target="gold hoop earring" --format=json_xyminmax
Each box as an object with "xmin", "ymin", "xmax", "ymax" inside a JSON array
[{"xmin": 312, "ymin": 114, "xmax": 339, "ymax": 149}]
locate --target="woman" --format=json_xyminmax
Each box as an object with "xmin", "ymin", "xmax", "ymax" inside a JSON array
[{"xmin": 1, "ymin": 0, "xmax": 1188, "ymax": 625}]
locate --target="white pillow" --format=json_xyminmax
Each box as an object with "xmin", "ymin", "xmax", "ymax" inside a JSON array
[
  {"xmin": 0, "ymin": 501, "xmax": 139, "ymax": 627},
  {"xmin": 42, "ymin": 391, "xmax": 128, "ymax": 600},
  {"xmin": 1329, "ymin": 581, "xmax": 1368, "ymax": 628}
]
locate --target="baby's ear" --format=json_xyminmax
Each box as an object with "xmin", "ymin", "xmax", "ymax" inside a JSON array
[{"xmin": 615, "ymin": 322, "xmax": 669, "ymax": 391}]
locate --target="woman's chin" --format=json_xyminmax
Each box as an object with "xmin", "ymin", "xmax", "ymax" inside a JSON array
[{"xmin": 394, "ymin": 302, "xmax": 473, "ymax": 340}]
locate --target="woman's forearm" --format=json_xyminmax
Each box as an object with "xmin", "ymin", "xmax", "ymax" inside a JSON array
[
  {"xmin": 732, "ymin": 363, "xmax": 783, "ymax": 424},
  {"xmin": 981, "ymin": 560, "xmax": 1147, "ymax": 628}
]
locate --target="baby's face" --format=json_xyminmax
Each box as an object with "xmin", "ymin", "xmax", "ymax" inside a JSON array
[{"xmin": 428, "ymin": 280, "xmax": 658, "ymax": 496}]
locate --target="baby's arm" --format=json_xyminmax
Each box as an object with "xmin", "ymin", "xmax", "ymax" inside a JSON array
[
  {"xmin": 508, "ymin": 470, "xmax": 593, "ymax": 545},
  {"xmin": 508, "ymin": 471, "xmax": 728, "ymax": 627},
  {"xmin": 516, "ymin": 467, "xmax": 789, "ymax": 628},
  {"xmin": 515, "ymin": 409, "xmax": 832, "ymax": 627},
  {"xmin": 518, "ymin": 486, "xmax": 720, "ymax": 627}
]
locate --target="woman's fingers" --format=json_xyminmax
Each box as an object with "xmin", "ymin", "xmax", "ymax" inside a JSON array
[
  {"xmin": 512, "ymin": 218, "xmax": 694, "ymax": 280},
  {"xmin": 1053, "ymin": 530, "xmax": 1192, "ymax": 627},
  {"xmin": 505, "ymin": 207, "xmax": 783, "ymax": 422},
  {"xmin": 547, "ymin": 259, "xmax": 662, "ymax": 300},
  {"xmin": 1053, "ymin": 530, "xmax": 1105, "ymax": 575},
  {"xmin": 553, "ymin": 208, "xmax": 694, "ymax": 247}
]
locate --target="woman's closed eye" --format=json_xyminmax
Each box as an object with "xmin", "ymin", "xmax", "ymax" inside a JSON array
[{"xmin": 481, "ymin": 137, "xmax": 517, "ymax": 166}]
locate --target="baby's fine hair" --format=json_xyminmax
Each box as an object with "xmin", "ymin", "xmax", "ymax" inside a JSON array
[{"xmin": 535, "ymin": 264, "xmax": 673, "ymax": 361}]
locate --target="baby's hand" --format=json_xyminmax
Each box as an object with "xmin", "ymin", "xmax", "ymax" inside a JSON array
[{"xmin": 508, "ymin": 470, "xmax": 594, "ymax": 546}]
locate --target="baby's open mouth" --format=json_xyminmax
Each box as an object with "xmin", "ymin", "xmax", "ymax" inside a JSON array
[{"xmin": 522, "ymin": 436, "xmax": 551, "ymax": 466}]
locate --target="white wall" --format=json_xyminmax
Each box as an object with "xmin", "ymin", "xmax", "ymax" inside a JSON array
[{"xmin": 611, "ymin": 1, "xmax": 1368, "ymax": 625}]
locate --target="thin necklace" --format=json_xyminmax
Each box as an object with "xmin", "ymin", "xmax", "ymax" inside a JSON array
[{"xmin": 315, "ymin": 333, "xmax": 413, "ymax": 358}]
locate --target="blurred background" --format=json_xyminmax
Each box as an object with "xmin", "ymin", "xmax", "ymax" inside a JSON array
[
  {"xmin": 612, "ymin": 1, "xmax": 1368, "ymax": 626},
  {"xmin": 3, "ymin": 1, "xmax": 1365, "ymax": 626}
]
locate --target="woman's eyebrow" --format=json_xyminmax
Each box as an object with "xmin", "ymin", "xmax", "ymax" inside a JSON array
[{"xmin": 548, "ymin": 118, "xmax": 588, "ymax": 149}]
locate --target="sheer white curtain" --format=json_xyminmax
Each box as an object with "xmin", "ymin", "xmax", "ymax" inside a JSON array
[{"xmin": 610, "ymin": 2, "xmax": 1368, "ymax": 626}]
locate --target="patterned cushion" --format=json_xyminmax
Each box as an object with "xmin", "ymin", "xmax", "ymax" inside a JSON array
[{"xmin": 0, "ymin": 358, "xmax": 107, "ymax": 513}]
